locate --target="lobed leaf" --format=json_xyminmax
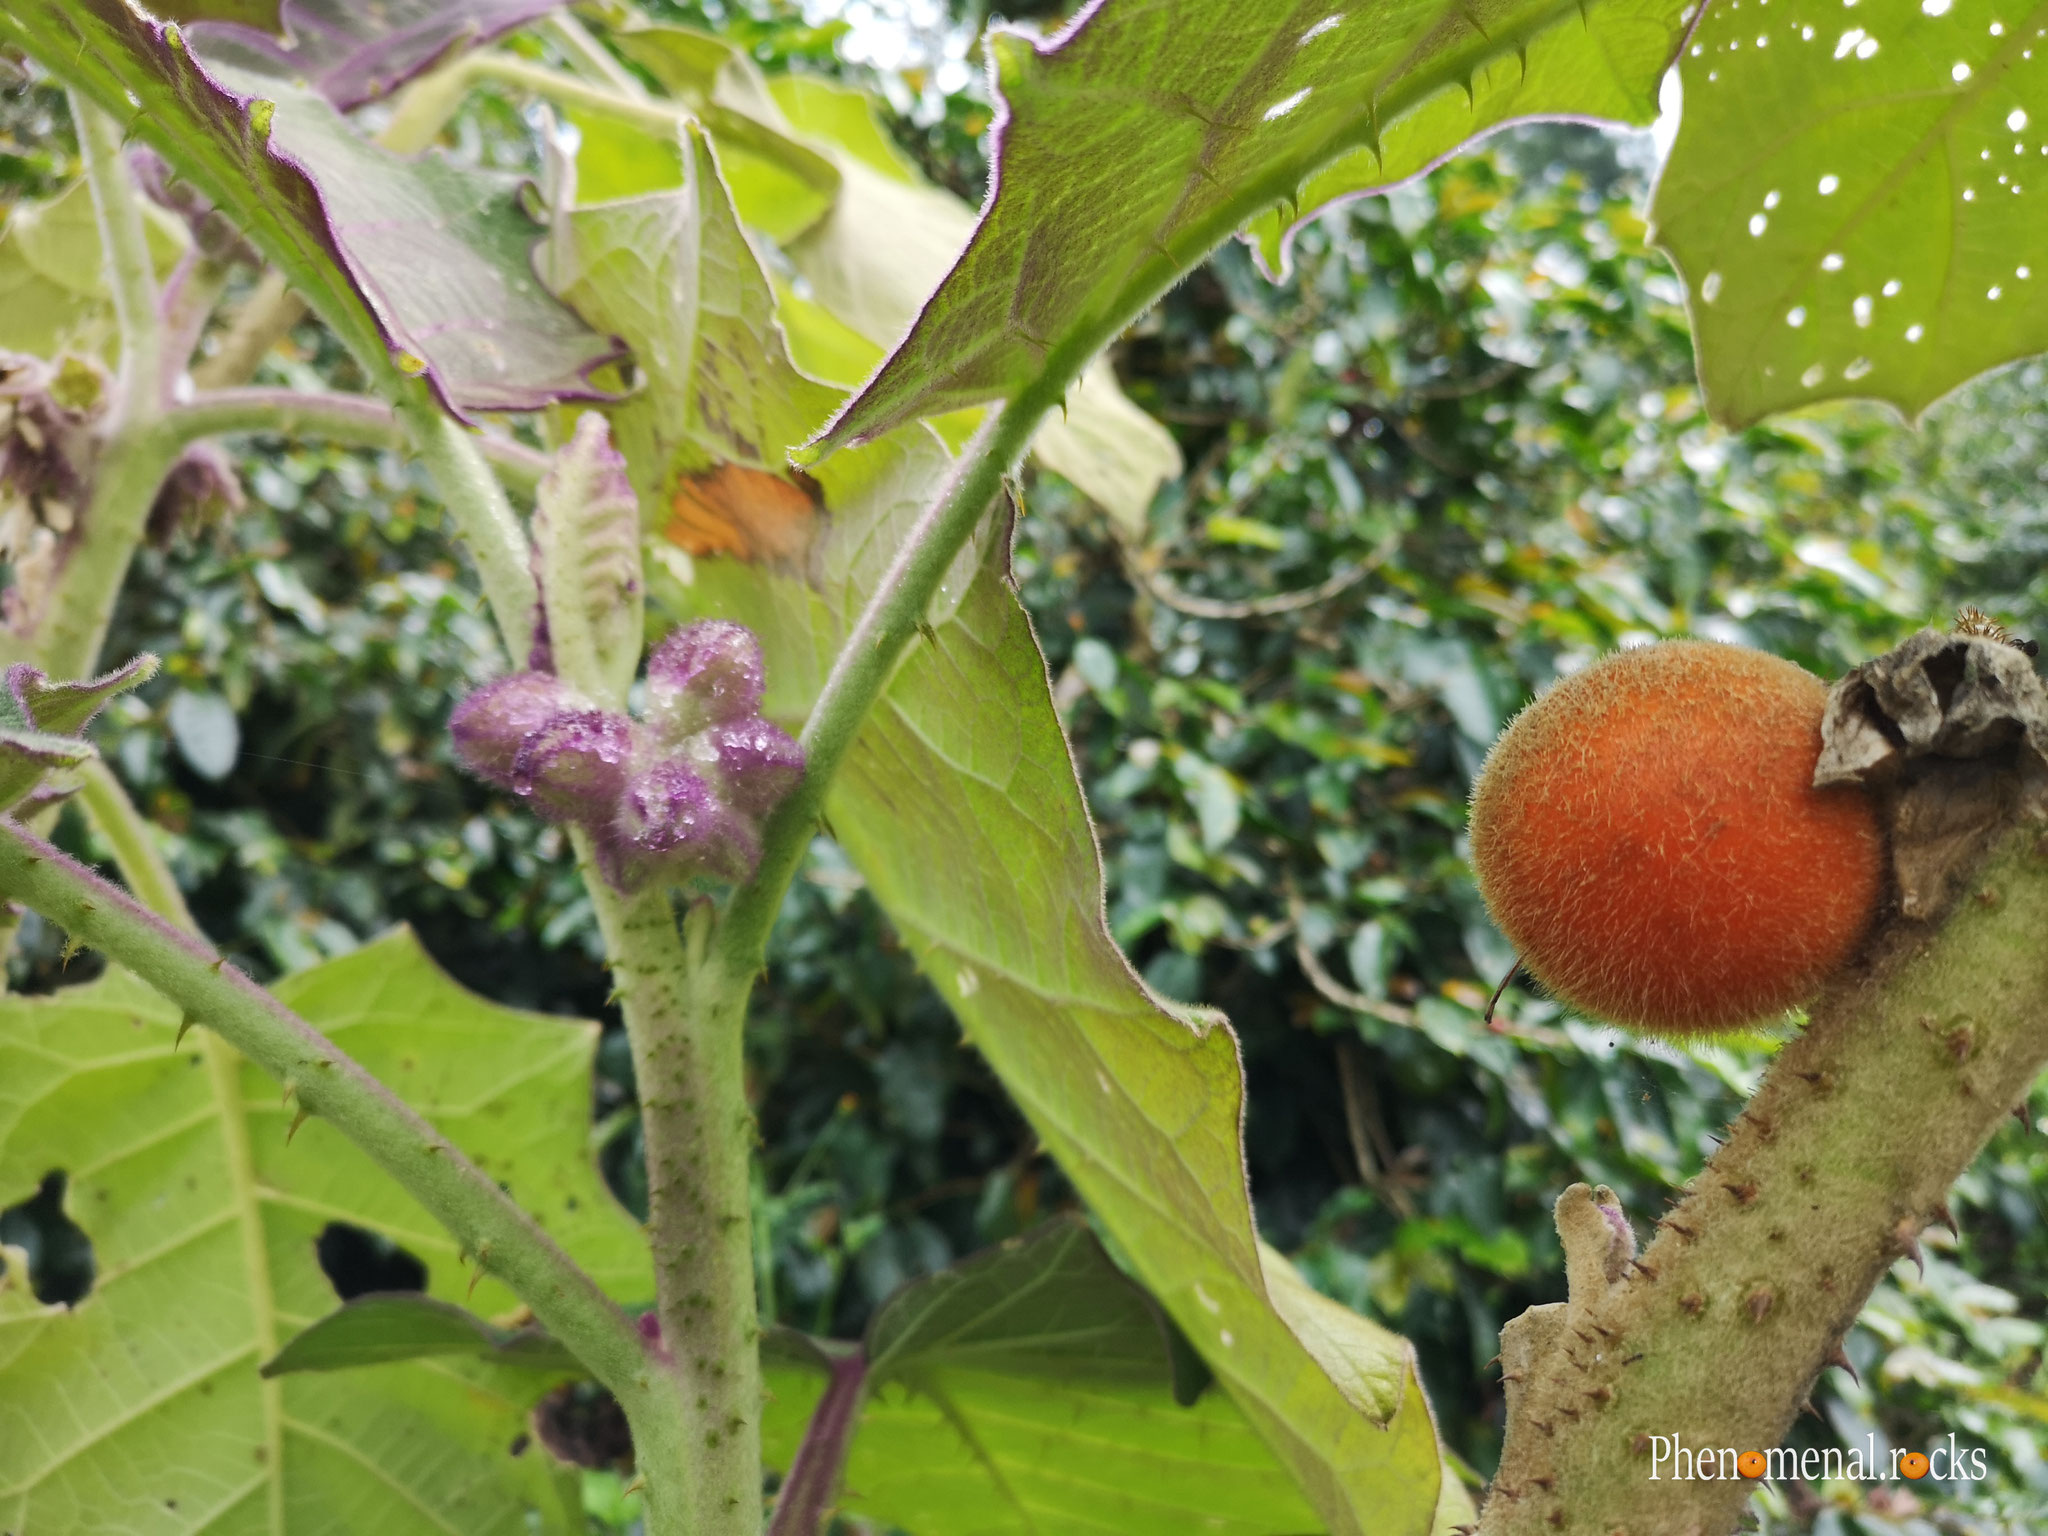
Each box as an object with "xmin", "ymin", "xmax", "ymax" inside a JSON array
[
  {"xmin": 1654, "ymin": 0, "xmax": 2048, "ymax": 425},
  {"xmin": 0, "ymin": 930, "xmax": 648, "ymax": 1535},
  {"xmin": 608, "ymin": 24, "xmax": 844, "ymax": 245},
  {"xmin": 815, "ymin": 0, "xmax": 1693, "ymax": 455},
  {"xmin": 1, "ymin": 0, "xmax": 620, "ymax": 415},
  {"xmin": 580, "ymin": 23, "xmax": 1181, "ymax": 531},
  {"xmin": 10, "ymin": 653, "xmax": 160, "ymax": 737}
]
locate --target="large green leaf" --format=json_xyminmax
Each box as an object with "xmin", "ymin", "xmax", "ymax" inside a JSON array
[
  {"xmin": 606, "ymin": 24, "xmax": 844, "ymax": 245},
  {"xmin": 260, "ymin": 1293, "xmax": 580, "ymax": 1376},
  {"xmin": 1654, "ymin": 0, "xmax": 2048, "ymax": 425},
  {"xmin": 764, "ymin": 73, "xmax": 1183, "ymax": 535},
  {"xmin": 0, "ymin": 930, "xmax": 648, "ymax": 1535},
  {"xmin": 816, "ymin": 0, "xmax": 1692, "ymax": 453},
  {"xmin": 761, "ymin": 1220, "xmax": 1325, "ymax": 1535},
  {"xmin": 1, "ymin": 0, "xmax": 619, "ymax": 414}
]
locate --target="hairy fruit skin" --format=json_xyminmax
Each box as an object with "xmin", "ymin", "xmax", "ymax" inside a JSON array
[{"xmin": 1469, "ymin": 640, "xmax": 1884, "ymax": 1033}]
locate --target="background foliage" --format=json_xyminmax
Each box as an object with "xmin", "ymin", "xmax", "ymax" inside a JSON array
[{"xmin": 10, "ymin": 0, "xmax": 2048, "ymax": 1530}]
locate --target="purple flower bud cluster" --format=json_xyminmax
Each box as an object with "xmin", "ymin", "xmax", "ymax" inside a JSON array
[{"xmin": 450, "ymin": 622, "xmax": 802, "ymax": 892}]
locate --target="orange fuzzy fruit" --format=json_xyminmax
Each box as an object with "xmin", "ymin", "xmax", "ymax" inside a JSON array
[{"xmin": 1469, "ymin": 641, "xmax": 1884, "ymax": 1033}]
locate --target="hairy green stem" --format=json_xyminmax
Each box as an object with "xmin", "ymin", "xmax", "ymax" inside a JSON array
[
  {"xmin": 1481, "ymin": 826, "xmax": 2048, "ymax": 1536},
  {"xmin": 38, "ymin": 94, "xmax": 177, "ymax": 682},
  {"xmin": 75, "ymin": 757, "xmax": 195, "ymax": 931},
  {"xmin": 719, "ymin": 394, "xmax": 1050, "ymax": 973},
  {"xmin": 165, "ymin": 389, "xmax": 549, "ymax": 491},
  {"xmin": 582, "ymin": 874, "xmax": 763, "ymax": 1536},
  {"xmin": 0, "ymin": 820, "xmax": 677, "ymax": 1434},
  {"xmin": 532, "ymin": 424, "xmax": 755, "ymax": 1533},
  {"xmin": 71, "ymin": 92, "xmax": 161, "ymax": 409},
  {"xmin": 188, "ymin": 270, "xmax": 308, "ymax": 390},
  {"xmin": 400, "ymin": 398, "xmax": 540, "ymax": 665}
]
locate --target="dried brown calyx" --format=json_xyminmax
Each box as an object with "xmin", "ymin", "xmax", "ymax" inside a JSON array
[{"xmin": 1815, "ymin": 628, "xmax": 2048, "ymax": 923}]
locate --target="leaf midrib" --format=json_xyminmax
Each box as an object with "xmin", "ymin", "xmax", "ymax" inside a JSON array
[{"xmin": 204, "ymin": 1034, "xmax": 285, "ymax": 1536}]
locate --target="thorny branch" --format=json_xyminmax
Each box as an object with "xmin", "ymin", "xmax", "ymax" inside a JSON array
[{"xmin": 1479, "ymin": 630, "xmax": 2048, "ymax": 1536}]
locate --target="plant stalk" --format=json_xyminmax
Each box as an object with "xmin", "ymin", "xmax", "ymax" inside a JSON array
[
  {"xmin": 400, "ymin": 398, "xmax": 541, "ymax": 665},
  {"xmin": 581, "ymin": 874, "xmax": 764, "ymax": 1536},
  {"xmin": 765, "ymin": 1352, "xmax": 867, "ymax": 1536},
  {"xmin": 38, "ymin": 94, "xmax": 179, "ymax": 683},
  {"xmin": 166, "ymin": 389, "xmax": 549, "ymax": 491},
  {"xmin": 1480, "ymin": 826, "xmax": 2048, "ymax": 1536}
]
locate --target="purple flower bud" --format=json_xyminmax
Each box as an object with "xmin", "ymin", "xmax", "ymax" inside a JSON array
[
  {"xmin": 707, "ymin": 718, "xmax": 804, "ymax": 815},
  {"xmin": 588, "ymin": 758, "xmax": 760, "ymax": 890},
  {"xmin": 448, "ymin": 672, "xmax": 583, "ymax": 789},
  {"xmin": 512, "ymin": 709, "xmax": 637, "ymax": 823},
  {"xmin": 645, "ymin": 621, "xmax": 765, "ymax": 738}
]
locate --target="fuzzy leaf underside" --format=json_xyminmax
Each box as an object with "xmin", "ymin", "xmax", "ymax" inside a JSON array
[
  {"xmin": 1654, "ymin": 0, "xmax": 2048, "ymax": 425},
  {"xmin": 758, "ymin": 68, "xmax": 1184, "ymax": 532},
  {"xmin": 760, "ymin": 1220, "xmax": 1326, "ymax": 1534},
  {"xmin": 190, "ymin": 0, "xmax": 569, "ymax": 112},
  {"xmin": 561, "ymin": 26, "xmax": 1182, "ymax": 531},
  {"xmin": 0, "ymin": 0, "xmax": 620, "ymax": 415},
  {"xmin": 817, "ymin": 0, "xmax": 1694, "ymax": 454},
  {"xmin": 0, "ymin": 931, "xmax": 648, "ymax": 1536}
]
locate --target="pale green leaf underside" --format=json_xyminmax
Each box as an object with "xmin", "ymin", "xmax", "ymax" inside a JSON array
[
  {"xmin": 761, "ymin": 1221, "xmax": 1323, "ymax": 1535},
  {"xmin": 763, "ymin": 1367, "xmax": 1322, "ymax": 1535},
  {"xmin": 818, "ymin": 0, "xmax": 1693, "ymax": 454},
  {"xmin": 0, "ymin": 931, "xmax": 647, "ymax": 1536},
  {"xmin": 260, "ymin": 1293, "xmax": 578, "ymax": 1376},
  {"xmin": 545, "ymin": 122, "xmax": 844, "ymax": 507},
  {"xmin": 557, "ymin": 27, "xmax": 1180, "ymax": 530},
  {"xmin": 1654, "ymin": 0, "xmax": 2048, "ymax": 425}
]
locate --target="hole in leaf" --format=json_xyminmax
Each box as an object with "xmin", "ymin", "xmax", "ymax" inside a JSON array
[
  {"xmin": 533, "ymin": 1382, "xmax": 634, "ymax": 1470},
  {"xmin": 314, "ymin": 1222, "xmax": 428, "ymax": 1300},
  {"xmin": 0, "ymin": 1171, "xmax": 97, "ymax": 1305}
]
